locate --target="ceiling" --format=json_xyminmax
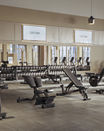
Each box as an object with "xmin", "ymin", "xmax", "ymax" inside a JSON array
[{"xmin": 0, "ymin": 0, "xmax": 104, "ymax": 19}]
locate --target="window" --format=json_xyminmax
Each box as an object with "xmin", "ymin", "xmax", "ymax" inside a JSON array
[
  {"xmin": 51, "ymin": 46, "xmax": 56, "ymax": 64},
  {"xmin": 8, "ymin": 57, "xmax": 13, "ymax": 64},
  {"xmin": 59, "ymin": 46, "xmax": 63, "ymax": 63},
  {"xmin": 7, "ymin": 44, "xmax": 14, "ymax": 64},
  {"xmin": 32, "ymin": 46, "xmax": 38, "ymax": 65},
  {"xmin": 70, "ymin": 46, "xmax": 77, "ymax": 63},
  {"xmin": 75, "ymin": 30, "xmax": 92, "ymax": 44},
  {"xmin": 83, "ymin": 47, "xmax": 90, "ymax": 65},
  {"xmin": 8, "ymin": 44, "xmax": 16, "ymax": 54},
  {"xmin": 66, "ymin": 46, "xmax": 71, "ymax": 63},
  {"xmin": 16, "ymin": 45, "xmax": 26, "ymax": 64},
  {"xmin": 9, "ymin": 44, "xmax": 13, "ymax": 53},
  {"xmin": 59, "ymin": 46, "xmax": 77, "ymax": 64},
  {"xmin": 23, "ymin": 25, "xmax": 46, "ymax": 41},
  {"xmin": 59, "ymin": 46, "xmax": 67, "ymax": 63}
]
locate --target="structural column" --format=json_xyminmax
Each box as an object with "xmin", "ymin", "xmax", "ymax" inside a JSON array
[
  {"xmin": 47, "ymin": 46, "xmax": 51, "ymax": 65},
  {"xmin": 38, "ymin": 46, "xmax": 45, "ymax": 66},
  {"xmin": 2, "ymin": 44, "xmax": 8, "ymax": 61}
]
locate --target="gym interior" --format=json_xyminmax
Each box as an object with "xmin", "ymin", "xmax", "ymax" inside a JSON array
[{"xmin": 0, "ymin": 0, "xmax": 104, "ymax": 131}]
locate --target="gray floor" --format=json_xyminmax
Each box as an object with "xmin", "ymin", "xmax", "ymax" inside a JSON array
[{"xmin": 0, "ymin": 82, "xmax": 104, "ymax": 131}]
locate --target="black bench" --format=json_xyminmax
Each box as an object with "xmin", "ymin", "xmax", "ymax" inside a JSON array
[
  {"xmin": 17, "ymin": 76, "xmax": 56, "ymax": 108},
  {"xmin": 57, "ymin": 68, "xmax": 90, "ymax": 100}
]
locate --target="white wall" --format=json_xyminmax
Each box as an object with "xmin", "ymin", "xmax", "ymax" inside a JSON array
[
  {"xmin": 93, "ymin": 30, "xmax": 104, "ymax": 45},
  {"xmin": 47, "ymin": 26, "xmax": 73, "ymax": 43},
  {"xmin": 59, "ymin": 27, "xmax": 73, "ymax": 43},
  {"xmin": 0, "ymin": 22, "xmax": 21, "ymax": 41},
  {"xmin": 0, "ymin": 21, "xmax": 14, "ymax": 40},
  {"xmin": 46, "ymin": 26, "xmax": 59, "ymax": 42},
  {"xmin": 15, "ymin": 23, "xmax": 22, "ymax": 41}
]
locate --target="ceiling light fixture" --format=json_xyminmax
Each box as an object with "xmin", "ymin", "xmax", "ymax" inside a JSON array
[{"xmin": 88, "ymin": 0, "xmax": 95, "ymax": 25}]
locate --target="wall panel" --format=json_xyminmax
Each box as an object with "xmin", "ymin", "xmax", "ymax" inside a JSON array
[
  {"xmin": 93, "ymin": 31, "xmax": 104, "ymax": 45},
  {"xmin": 15, "ymin": 23, "xmax": 22, "ymax": 41},
  {"xmin": 59, "ymin": 27, "xmax": 73, "ymax": 43},
  {"xmin": 47, "ymin": 26, "xmax": 59, "ymax": 42},
  {"xmin": 0, "ymin": 21, "xmax": 14, "ymax": 40}
]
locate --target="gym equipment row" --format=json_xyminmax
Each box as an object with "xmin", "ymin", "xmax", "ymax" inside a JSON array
[
  {"xmin": 0, "ymin": 65, "xmax": 73, "ymax": 81},
  {"xmin": 53, "ymin": 56, "xmax": 90, "ymax": 68},
  {"xmin": 77, "ymin": 57, "xmax": 90, "ymax": 71},
  {"xmin": 0, "ymin": 58, "xmax": 90, "ymax": 79},
  {"xmin": 0, "ymin": 60, "xmax": 90, "ymax": 82},
  {"xmin": 54, "ymin": 56, "xmax": 74, "ymax": 65},
  {"xmin": 17, "ymin": 68, "xmax": 90, "ymax": 108},
  {"xmin": 0, "ymin": 67, "xmax": 90, "ymax": 121}
]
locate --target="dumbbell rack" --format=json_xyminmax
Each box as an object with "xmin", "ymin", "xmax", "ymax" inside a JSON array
[
  {"xmin": 0, "ymin": 66, "xmax": 16, "ymax": 81},
  {"xmin": 0, "ymin": 65, "xmax": 73, "ymax": 81}
]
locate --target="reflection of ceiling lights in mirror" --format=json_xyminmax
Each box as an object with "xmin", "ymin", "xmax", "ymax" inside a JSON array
[{"xmin": 88, "ymin": 0, "xmax": 95, "ymax": 25}]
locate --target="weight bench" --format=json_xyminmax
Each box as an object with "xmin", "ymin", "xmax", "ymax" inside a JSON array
[
  {"xmin": 17, "ymin": 76, "xmax": 56, "ymax": 108},
  {"xmin": 0, "ymin": 79, "xmax": 8, "ymax": 120},
  {"xmin": 57, "ymin": 68, "xmax": 90, "ymax": 100}
]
